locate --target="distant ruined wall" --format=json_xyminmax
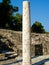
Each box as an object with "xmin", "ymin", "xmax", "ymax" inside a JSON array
[{"xmin": 0, "ymin": 29, "xmax": 49, "ymax": 56}]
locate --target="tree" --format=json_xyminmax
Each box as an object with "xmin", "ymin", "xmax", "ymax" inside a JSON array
[
  {"xmin": 31, "ymin": 21, "xmax": 45, "ymax": 33},
  {"xmin": 0, "ymin": 0, "xmax": 18, "ymax": 29},
  {"xmin": 0, "ymin": 0, "xmax": 22, "ymax": 31},
  {"xmin": 12, "ymin": 13, "xmax": 22, "ymax": 31}
]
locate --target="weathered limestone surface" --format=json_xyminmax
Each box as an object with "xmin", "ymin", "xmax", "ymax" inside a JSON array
[
  {"xmin": 44, "ymin": 61, "xmax": 49, "ymax": 65},
  {"xmin": 0, "ymin": 29, "xmax": 22, "ymax": 53},
  {"xmin": 0, "ymin": 29, "xmax": 49, "ymax": 56},
  {"xmin": 22, "ymin": 1, "xmax": 31, "ymax": 65},
  {"xmin": 1, "ymin": 55, "xmax": 49, "ymax": 65}
]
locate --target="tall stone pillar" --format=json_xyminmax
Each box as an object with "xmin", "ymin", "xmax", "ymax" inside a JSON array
[{"xmin": 22, "ymin": 1, "xmax": 31, "ymax": 65}]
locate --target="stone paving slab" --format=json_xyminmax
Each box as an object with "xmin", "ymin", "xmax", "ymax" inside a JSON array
[
  {"xmin": 32, "ymin": 55, "xmax": 49, "ymax": 64},
  {"xmin": 3, "ymin": 55, "xmax": 49, "ymax": 65},
  {"xmin": 44, "ymin": 61, "xmax": 49, "ymax": 65}
]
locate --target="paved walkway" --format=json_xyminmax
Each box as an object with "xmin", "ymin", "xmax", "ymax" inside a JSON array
[
  {"xmin": 2, "ymin": 55, "xmax": 49, "ymax": 65},
  {"xmin": 31, "ymin": 55, "xmax": 49, "ymax": 65}
]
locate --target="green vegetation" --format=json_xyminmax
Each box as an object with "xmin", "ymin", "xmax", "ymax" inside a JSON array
[
  {"xmin": 31, "ymin": 21, "xmax": 45, "ymax": 33},
  {"xmin": 0, "ymin": 0, "xmax": 22, "ymax": 31},
  {"xmin": 0, "ymin": 0, "xmax": 48, "ymax": 33},
  {"xmin": 0, "ymin": 0, "xmax": 16, "ymax": 29},
  {"xmin": 13, "ymin": 13, "xmax": 22, "ymax": 31}
]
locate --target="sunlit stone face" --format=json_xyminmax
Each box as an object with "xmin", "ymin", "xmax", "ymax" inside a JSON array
[{"xmin": 22, "ymin": 1, "xmax": 31, "ymax": 65}]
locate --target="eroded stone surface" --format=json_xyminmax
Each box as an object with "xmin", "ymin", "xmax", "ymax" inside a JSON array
[
  {"xmin": 0, "ymin": 29, "xmax": 49, "ymax": 57},
  {"xmin": 23, "ymin": 1, "xmax": 31, "ymax": 65}
]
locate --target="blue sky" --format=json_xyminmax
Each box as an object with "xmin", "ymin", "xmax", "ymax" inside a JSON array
[{"xmin": 0, "ymin": 0, "xmax": 49, "ymax": 32}]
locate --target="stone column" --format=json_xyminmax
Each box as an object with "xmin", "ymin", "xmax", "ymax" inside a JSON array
[{"xmin": 22, "ymin": 1, "xmax": 31, "ymax": 65}]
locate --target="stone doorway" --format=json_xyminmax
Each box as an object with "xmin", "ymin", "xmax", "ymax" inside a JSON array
[{"xmin": 35, "ymin": 44, "xmax": 43, "ymax": 56}]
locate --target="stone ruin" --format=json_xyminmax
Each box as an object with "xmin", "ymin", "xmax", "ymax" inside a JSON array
[{"xmin": 0, "ymin": 29, "xmax": 49, "ymax": 57}]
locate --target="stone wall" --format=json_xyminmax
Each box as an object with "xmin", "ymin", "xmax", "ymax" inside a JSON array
[{"xmin": 0, "ymin": 29, "xmax": 49, "ymax": 57}]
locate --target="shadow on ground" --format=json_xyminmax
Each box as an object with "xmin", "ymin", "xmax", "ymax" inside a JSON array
[
  {"xmin": 32, "ymin": 58, "xmax": 49, "ymax": 65},
  {"xmin": 2, "ymin": 56, "xmax": 49, "ymax": 65}
]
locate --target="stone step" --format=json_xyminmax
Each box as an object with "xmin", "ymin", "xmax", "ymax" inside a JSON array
[
  {"xmin": 7, "ymin": 53, "xmax": 18, "ymax": 59},
  {"xmin": 44, "ymin": 61, "xmax": 49, "ymax": 65}
]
